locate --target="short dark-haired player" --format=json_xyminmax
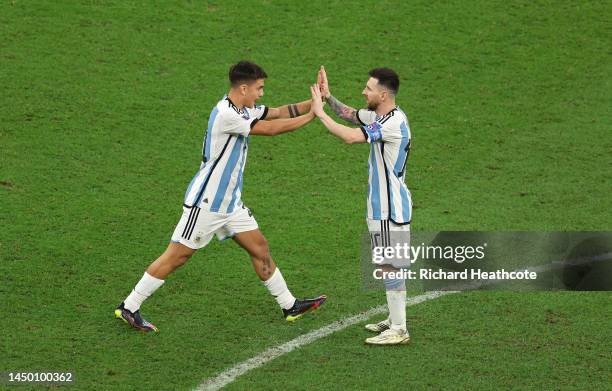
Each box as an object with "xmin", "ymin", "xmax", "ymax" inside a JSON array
[
  {"xmin": 115, "ymin": 61, "xmax": 326, "ymax": 332},
  {"xmin": 311, "ymin": 66, "xmax": 411, "ymax": 345}
]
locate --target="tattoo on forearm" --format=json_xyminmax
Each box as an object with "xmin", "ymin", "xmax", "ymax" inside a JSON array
[
  {"xmin": 288, "ymin": 104, "xmax": 300, "ymax": 118},
  {"xmin": 327, "ymin": 95, "xmax": 360, "ymax": 125}
]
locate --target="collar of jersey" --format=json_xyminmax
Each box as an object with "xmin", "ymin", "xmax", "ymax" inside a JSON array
[
  {"xmin": 224, "ymin": 95, "xmax": 246, "ymax": 114},
  {"xmin": 375, "ymin": 106, "xmax": 398, "ymax": 120}
]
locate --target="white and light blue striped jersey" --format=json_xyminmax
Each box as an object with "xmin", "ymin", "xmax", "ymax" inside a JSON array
[
  {"xmin": 183, "ymin": 96, "xmax": 268, "ymax": 213},
  {"xmin": 357, "ymin": 107, "xmax": 412, "ymax": 224}
]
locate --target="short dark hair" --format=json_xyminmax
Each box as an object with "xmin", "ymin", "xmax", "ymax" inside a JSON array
[
  {"xmin": 229, "ymin": 61, "xmax": 268, "ymax": 86},
  {"xmin": 368, "ymin": 67, "xmax": 399, "ymax": 95}
]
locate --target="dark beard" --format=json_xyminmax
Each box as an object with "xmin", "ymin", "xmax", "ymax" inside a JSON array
[{"xmin": 367, "ymin": 102, "xmax": 378, "ymax": 111}]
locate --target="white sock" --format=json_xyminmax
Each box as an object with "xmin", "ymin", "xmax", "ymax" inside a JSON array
[
  {"xmin": 262, "ymin": 268, "xmax": 296, "ymax": 310},
  {"xmin": 386, "ymin": 289, "xmax": 407, "ymax": 333},
  {"xmin": 124, "ymin": 272, "xmax": 165, "ymax": 312}
]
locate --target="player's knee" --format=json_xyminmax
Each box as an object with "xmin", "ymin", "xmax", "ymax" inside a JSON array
[
  {"xmin": 166, "ymin": 248, "xmax": 193, "ymax": 268},
  {"xmin": 164, "ymin": 243, "xmax": 195, "ymax": 267},
  {"xmin": 174, "ymin": 253, "xmax": 192, "ymax": 267}
]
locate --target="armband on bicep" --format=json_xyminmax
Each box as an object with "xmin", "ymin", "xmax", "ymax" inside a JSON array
[{"xmin": 361, "ymin": 121, "xmax": 383, "ymax": 143}]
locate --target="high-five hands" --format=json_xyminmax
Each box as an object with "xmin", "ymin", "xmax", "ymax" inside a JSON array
[
  {"xmin": 310, "ymin": 84, "xmax": 325, "ymax": 117},
  {"xmin": 317, "ymin": 66, "xmax": 330, "ymax": 99}
]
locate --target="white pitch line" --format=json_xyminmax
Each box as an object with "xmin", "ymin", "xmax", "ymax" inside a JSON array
[
  {"xmin": 195, "ymin": 251, "xmax": 612, "ymax": 391},
  {"xmin": 194, "ymin": 290, "xmax": 458, "ymax": 391}
]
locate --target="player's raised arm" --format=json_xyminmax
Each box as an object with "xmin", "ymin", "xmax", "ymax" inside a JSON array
[
  {"xmin": 265, "ymin": 100, "xmax": 313, "ymax": 120},
  {"xmin": 250, "ymin": 110, "xmax": 315, "ymax": 136},
  {"xmin": 311, "ymin": 84, "xmax": 366, "ymax": 144},
  {"xmin": 318, "ymin": 65, "xmax": 361, "ymax": 126}
]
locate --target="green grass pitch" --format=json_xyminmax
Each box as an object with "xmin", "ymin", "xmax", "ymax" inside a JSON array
[{"xmin": 1, "ymin": 1, "xmax": 610, "ymax": 390}]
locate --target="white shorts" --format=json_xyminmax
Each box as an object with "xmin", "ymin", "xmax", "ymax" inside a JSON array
[
  {"xmin": 171, "ymin": 205, "xmax": 258, "ymax": 249},
  {"xmin": 367, "ymin": 218, "xmax": 411, "ymax": 268}
]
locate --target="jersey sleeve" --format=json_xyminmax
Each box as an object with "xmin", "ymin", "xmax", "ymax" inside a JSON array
[
  {"xmin": 356, "ymin": 109, "xmax": 377, "ymax": 126},
  {"xmin": 360, "ymin": 117, "xmax": 402, "ymax": 144},
  {"xmin": 251, "ymin": 104, "xmax": 269, "ymax": 120},
  {"xmin": 220, "ymin": 110, "xmax": 258, "ymax": 136}
]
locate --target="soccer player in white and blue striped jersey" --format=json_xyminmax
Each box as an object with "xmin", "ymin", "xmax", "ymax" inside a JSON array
[
  {"xmin": 311, "ymin": 66, "xmax": 412, "ymax": 345},
  {"xmin": 115, "ymin": 61, "xmax": 326, "ymax": 332}
]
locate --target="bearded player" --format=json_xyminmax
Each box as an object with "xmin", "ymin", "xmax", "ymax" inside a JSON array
[{"xmin": 311, "ymin": 66, "xmax": 412, "ymax": 345}]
